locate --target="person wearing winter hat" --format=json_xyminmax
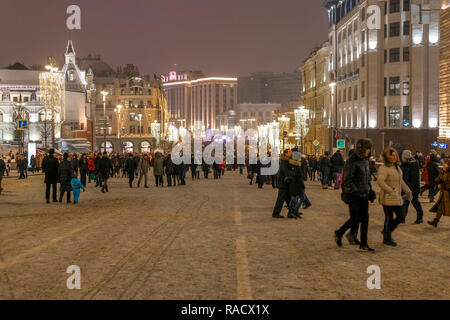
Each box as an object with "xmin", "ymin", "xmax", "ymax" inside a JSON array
[
  {"xmin": 401, "ymin": 150, "xmax": 424, "ymax": 224},
  {"xmin": 335, "ymin": 138, "xmax": 377, "ymax": 252}
]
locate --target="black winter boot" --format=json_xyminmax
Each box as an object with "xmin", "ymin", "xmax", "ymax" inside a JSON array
[
  {"xmin": 383, "ymin": 231, "xmax": 397, "ymax": 246},
  {"xmin": 427, "ymin": 218, "xmax": 439, "ymax": 228}
]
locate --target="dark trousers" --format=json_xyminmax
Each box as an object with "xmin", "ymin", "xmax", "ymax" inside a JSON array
[
  {"xmin": 429, "ymin": 184, "xmax": 439, "ymax": 200},
  {"xmin": 167, "ymin": 174, "xmax": 175, "ymax": 186},
  {"xmin": 336, "ymin": 198, "xmax": 369, "ymax": 245},
  {"xmin": 382, "ymin": 205, "xmax": 403, "ymax": 234},
  {"xmin": 402, "ymin": 192, "xmax": 423, "ymax": 221},
  {"xmin": 46, "ymin": 182, "xmax": 57, "ymax": 201},
  {"xmin": 102, "ymin": 177, "xmax": 109, "ymax": 192},
  {"xmin": 60, "ymin": 185, "xmax": 71, "ymax": 202},
  {"xmin": 80, "ymin": 170, "xmax": 87, "ymax": 187},
  {"xmin": 272, "ymin": 188, "xmax": 290, "ymax": 217},
  {"xmin": 19, "ymin": 170, "xmax": 26, "ymax": 179},
  {"xmin": 155, "ymin": 175, "xmax": 164, "ymax": 186},
  {"xmin": 239, "ymin": 165, "xmax": 244, "ymax": 174},
  {"xmin": 128, "ymin": 171, "xmax": 135, "ymax": 187}
]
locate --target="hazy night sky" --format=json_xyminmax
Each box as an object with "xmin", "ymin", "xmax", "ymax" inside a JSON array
[{"xmin": 0, "ymin": 0, "xmax": 329, "ymax": 77}]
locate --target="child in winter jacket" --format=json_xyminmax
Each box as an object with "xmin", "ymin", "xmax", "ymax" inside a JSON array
[{"xmin": 71, "ymin": 176, "xmax": 85, "ymax": 204}]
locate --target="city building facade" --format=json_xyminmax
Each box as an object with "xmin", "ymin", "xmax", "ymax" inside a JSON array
[
  {"xmin": 92, "ymin": 64, "xmax": 168, "ymax": 154},
  {"xmin": 237, "ymin": 71, "xmax": 302, "ymax": 106},
  {"xmin": 0, "ymin": 40, "xmax": 95, "ymax": 153},
  {"xmin": 162, "ymin": 71, "xmax": 237, "ymax": 130},
  {"xmin": 438, "ymin": 1, "xmax": 450, "ymax": 149},
  {"xmin": 300, "ymin": 42, "xmax": 332, "ymax": 155},
  {"xmin": 326, "ymin": 0, "xmax": 441, "ymax": 154}
]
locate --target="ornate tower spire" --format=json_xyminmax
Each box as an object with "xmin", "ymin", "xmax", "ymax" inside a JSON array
[{"xmin": 65, "ymin": 40, "xmax": 76, "ymax": 64}]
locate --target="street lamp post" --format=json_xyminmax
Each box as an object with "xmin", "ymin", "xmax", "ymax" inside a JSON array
[
  {"xmin": 329, "ymin": 82, "xmax": 337, "ymax": 153},
  {"xmin": 138, "ymin": 113, "xmax": 143, "ymax": 137},
  {"xmin": 114, "ymin": 105, "xmax": 123, "ymax": 153},
  {"xmin": 101, "ymin": 91, "xmax": 109, "ymax": 153}
]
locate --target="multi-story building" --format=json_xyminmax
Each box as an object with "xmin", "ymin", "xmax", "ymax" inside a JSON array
[
  {"xmin": 162, "ymin": 71, "xmax": 237, "ymax": 130},
  {"xmin": 326, "ymin": 0, "xmax": 441, "ymax": 154},
  {"xmin": 237, "ymin": 71, "xmax": 302, "ymax": 106},
  {"xmin": 300, "ymin": 42, "xmax": 332, "ymax": 155},
  {"xmin": 235, "ymin": 103, "xmax": 281, "ymax": 130},
  {"xmin": 0, "ymin": 40, "xmax": 96, "ymax": 153},
  {"xmin": 92, "ymin": 64, "xmax": 168, "ymax": 153},
  {"xmin": 438, "ymin": 1, "xmax": 450, "ymax": 149}
]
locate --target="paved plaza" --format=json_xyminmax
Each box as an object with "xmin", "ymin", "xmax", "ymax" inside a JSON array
[{"xmin": 0, "ymin": 172, "xmax": 448, "ymax": 300}]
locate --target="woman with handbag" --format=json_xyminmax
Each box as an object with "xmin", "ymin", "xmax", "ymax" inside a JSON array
[{"xmin": 377, "ymin": 147, "xmax": 412, "ymax": 246}]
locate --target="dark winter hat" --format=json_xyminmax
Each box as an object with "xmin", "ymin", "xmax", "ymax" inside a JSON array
[
  {"xmin": 355, "ymin": 138, "xmax": 373, "ymax": 158},
  {"xmin": 63, "ymin": 152, "xmax": 69, "ymax": 160},
  {"xmin": 49, "ymin": 149, "xmax": 55, "ymax": 155},
  {"xmin": 103, "ymin": 151, "xmax": 107, "ymax": 155}
]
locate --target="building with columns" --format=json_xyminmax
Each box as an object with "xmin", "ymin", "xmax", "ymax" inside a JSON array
[
  {"xmin": 438, "ymin": 1, "xmax": 450, "ymax": 150},
  {"xmin": 326, "ymin": 0, "xmax": 441, "ymax": 154},
  {"xmin": 162, "ymin": 71, "xmax": 237, "ymax": 130},
  {"xmin": 300, "ymin": 42, "xmax": 332, "ymax": 155}
]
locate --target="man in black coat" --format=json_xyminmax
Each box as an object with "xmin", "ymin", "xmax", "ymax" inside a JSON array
[
  {"xmin": 427, "ymin": 151, "xmax": 440, "ymax": 202},
  {"xmin": 98, "ymin": 152, "xmax": 113, "ymax": 193},
  {"xmin": 71, "ymin": 154, "xmax": 80, "ymax": 178},
  {"xmin": 79, "ymin": 154, "xmax": 88, "ymax": 187},
  {"xmin": 94, "ymin": 153, "xmax": 102, "ymax": 187},
  {"xmin": 0, "ymin": 156, "xmax": 6, "ymax": 195},
  {"xmin": 331, "ymin": 150, "xmax": 345, "ymax": 189},
  {"xmin": 42, "ymin": 149, "xmax": 60, "ymax": 203},
  {"xmin": 335, "ymin": 139, "xmax": 376, "ymax": 252},
  {"xmin": 318, "ymin": 152, "xmax": 332, "ymax": 189},
  {"xmin": 58, "ymin": 153, "xmax": 73, "ymax": 203},
  {"xmin": 401, "ymin": 150, "xmax": 424, "ymax": 224},
  {"xmin": 272, "ymin": 149, "xmax": 294, "ymax": 218},
  {"xmin": 125, "ymin": 153, "xmax": 137, "ymax": 188}
]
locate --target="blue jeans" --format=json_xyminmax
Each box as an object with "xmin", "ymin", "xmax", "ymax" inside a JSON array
[
  {"xmin": 402, "ymin": 192, "xmax": 423, "ymax": 221},
  {"xmin": 322, "ymin": 175, "xmax": 329, "ymax": 186},
  {"xmin": 302, "ymin": 193, "xmax": 311, "ymax": 207}
]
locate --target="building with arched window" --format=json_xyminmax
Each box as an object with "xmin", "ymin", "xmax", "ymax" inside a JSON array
[{"xmin": 0, "ymin": 40, "xmax": 96, "ymax": 152}]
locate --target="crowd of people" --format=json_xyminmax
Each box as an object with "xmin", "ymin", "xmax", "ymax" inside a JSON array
[
  {"xmin": 268, "ymin": 139, "xmax": 448, "ymax": 253},
  {"xmin": 1, "ymin": 141, "xmax": 448, "ymax": 253}
]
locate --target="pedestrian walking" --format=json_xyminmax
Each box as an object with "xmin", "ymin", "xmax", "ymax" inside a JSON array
[
  {"xmin": 377, "ymin": 147, "xmax": 412, "ymax": 247},
  {"xmin": 137, "ymin": 153, "xmax": 151, "ymax": 188},
  {"xmin": 427, "ymin": 150, "xmax": 440, "ymax": 202},
  {"xmin": 165, "ymin": 154, "xmax": 176, "ymax": 186},
  {"xmin": 335, "ymin": 139, "xmax": 376, "ymax": 252},
  {"xmin": 0, "ymin": 156, "xmax": 6, "ymax": 195},
  {"xmin": 286, "ymin": 153, "xmax": 305, "ymax": 219},
  {"xmin": 125, "ymin": 154, "xmax": 137, "ymax": 188},
  {"xmin": 79, "ymin": 154, "xmax": 88, "ymax": 187},
  {"xmin": 71, "ymin": 175, "xmax": 85, "ymax": 204},
  {"xmin": 42, "ymin": 149, "xmax": 59, "ymax": 203},
  {"xmin": 318, "ymin": 152, "xmax": 332, "ymax": 189},
  {"xmin": 401, "ymin": 150, "xmax": 423, "ymax": 224},
  {"xmin": 154, "ymin": 152, "xmax": 165, "ymax": 187},
  {"xmin": 428, "ymin": 160, "xmax": 450, "ymax": 227},
  {"xmin": 58, "ymin": 153, "xmax": 73, "ymax": 203},
  {"xmin": 98, "ymin": 152, "xmax": 113, "ymax": 193},
  {"xmin": 331, "ymin": 150, "xmax": 345, "ymax": 189},
  {"xmin": 272, "ymin": 149, "xmax": 294, "ymax": 218}
]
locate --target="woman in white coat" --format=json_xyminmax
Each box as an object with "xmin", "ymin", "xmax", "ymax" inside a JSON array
[{"xmin": 377, "ymin": 147, "xmax": 412, "ymax": 246}]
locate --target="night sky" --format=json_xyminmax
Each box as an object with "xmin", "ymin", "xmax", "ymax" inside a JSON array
[{"xmin": 0, "ymin": 0, "xmax": 329, "ymax": 77}]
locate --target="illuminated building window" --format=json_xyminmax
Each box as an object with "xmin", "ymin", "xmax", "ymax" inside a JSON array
[
  {"xmin": 403, "ymin": 77, "xmax": 410, "ymax": 95},
  {"xmin": 403, "ymin": 106, "xmax": 410, "ymax": 127},
  {"xmin": 389, "ymin": 77, "xmax": 401, "ymax": 95},
  {"xmin": 389, "ymin": 106, "xmax": 401, "ymax": 127},
  {"xmin": 354, "ymin": 85, "xmax": 358, "ymax": 100}
]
